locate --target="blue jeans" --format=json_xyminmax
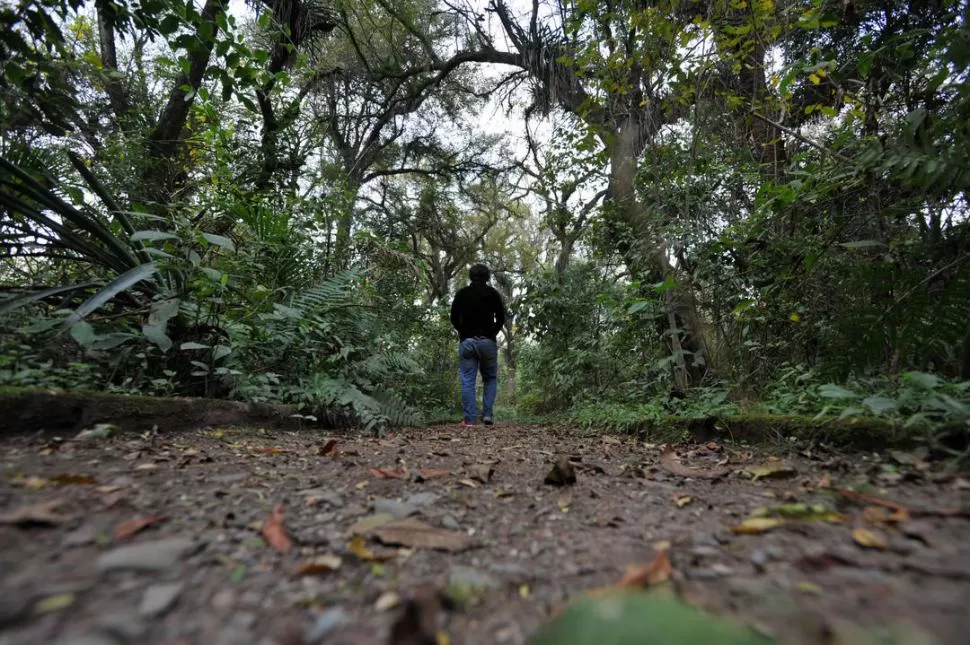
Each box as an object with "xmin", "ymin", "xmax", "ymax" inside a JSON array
[{"xmin": 459, "ymin": 337, "xmax": 498, "ymax": 422}]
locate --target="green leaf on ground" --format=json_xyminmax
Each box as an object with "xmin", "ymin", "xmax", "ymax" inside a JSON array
[{"xmin": 527, "ymin": 588, "xmax": 773, "ymax": 645}]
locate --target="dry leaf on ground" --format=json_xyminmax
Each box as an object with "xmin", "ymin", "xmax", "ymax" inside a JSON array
[
  {"xmin": 294, "ymin": 554, "xmax": 342, "ymax": 577},
  {"xmin": 372, "ymin": 468, "xmax": 408, "ymax": 479},
  {"xmin": 318, "ymin": 439, "xmax": 339, "ymax": 456},
  {"xmin": 262, "ymin": 504, "xmax": 293, "ymax": 553},
  {"xmin": 374, "ymin": 517, "xmax": 472, "ymax": 552},
  {"xmin": 660, "ymin": 445, "xmax": 731, "ymax": 479},
  {"xmin": 732, "ymin": 517, "xmax": 785, "ymax": 535},
  {"xmin": 114, "ymin": 514, "xmax": 162, "ymax": 540},
  {"xmin": 543, "ymin": 457, "xmax": 576, "ymax": 486},
  {"xmin": 417, "ymin": 468, "xmax": 450, "ymax": 480},
  {"xmin": 468, "ymin": 464, "xmax": 494, "ymax": 484},
  {"xmin": 852, "ymin": 527, "xmax": 888, "ymax": 549},
  {"xmin": 0, "ymin": 499, "xmax": 67, "ymax": 526},
  {"xmin": 618, "ymin": 546, "xmax": 673, "ymax": 588},
  {"xmin": 672, "ymin": 493, "xmax": 694, "ymax": 508},
  {"xmin": 50, "ymin": 474, "xmax": 97, "ymax": 485},
  {"xmin": 738, "ymin": 460, "xmax": 797, "ymax": 481}
]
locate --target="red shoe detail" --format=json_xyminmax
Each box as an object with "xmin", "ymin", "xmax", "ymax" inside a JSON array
[{"xmin": 459, "ymin": 420, "xmax": 476, "ymax": 428}]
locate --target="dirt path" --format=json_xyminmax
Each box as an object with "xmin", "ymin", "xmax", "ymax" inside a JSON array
[{"xmin": 1, "ymin": 424, "xmax": 969, "ymax": 645}]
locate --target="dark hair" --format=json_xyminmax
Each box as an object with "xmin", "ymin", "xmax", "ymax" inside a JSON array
[{"xmin": 469, "ymin": 264, "xmax": 490, "ymax": 283}]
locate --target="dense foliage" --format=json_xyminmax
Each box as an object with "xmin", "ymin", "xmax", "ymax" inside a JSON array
[{"xmin": 2, "ymin": 0, "xmax": 968, "ymax": 438}]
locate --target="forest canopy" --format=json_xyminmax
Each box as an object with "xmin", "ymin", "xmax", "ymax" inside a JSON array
[{"xmin": 2, "ymin": 0, "xmax": 969, "ymax": 436}]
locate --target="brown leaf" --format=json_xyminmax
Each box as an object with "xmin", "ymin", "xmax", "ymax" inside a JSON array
[
  {"xmin": 318, "ymin": 439, "xmax": 339, "ymax": 456},
  {"xmin": 113, "ymin": 514, "xmax": 162, "ymax": 540},
  {"xmin": 0, "ymin": 499, "xmax": 67, "ymax": 526},
  {"xmin": 417, "ymin": 468, "xmax": 450, "ymax": 480},
  {"xmin": 543, "ymin": 456, "xmax": 576, "ymax": 486},
  {"xmin": 256, "ymin": 447, "xmax": 288, "ymax": 455},
  {"xmin": 467, "ymin": 464, "xmax": 494, "ymax": 484},
  {"xmin": 50, "ymin": 474, "xmax": 97, "ymax": 485},
  {"xmin": 294, "ymin": 554, "xmax": 342, "ymax": 577},
  {"xmin": 795, "ymin": 552, "xmax": 858, "ymax": 571},
  {"xmin": 618, "ymin": 546, "xmax": 672, "ymax": 587},
  {"xmin": 372, "ymin": 468, "xmax": 408, "ymax": 480},
  {"xmin": 262, "ymin": 504, "xmax": 293, "ymax": 553},
  {"xmin": 660, "ymin": 445, "xmax": 731, "ymax": 479},
  {"xmin": 374, "ymin": 517, "xmax": 472, "ymax": 552}
]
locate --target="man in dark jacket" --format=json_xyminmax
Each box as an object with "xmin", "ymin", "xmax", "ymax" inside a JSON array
[{"xmin": 450, "ymin": 264, "xmax": 506, "ymax": 427}]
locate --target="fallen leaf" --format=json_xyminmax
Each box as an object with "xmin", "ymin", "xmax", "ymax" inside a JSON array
[
  {"xmin": 294, "ymin": 554, "xmax": 342, "ymax": 576},
  {"xmin": 952, "ymin": 477, "xmax": 970, "ymax": 490},
  {"xmin": 348, "ymin": 535, "xmax": 392, "ymax": 562},
  {"xmin": 660, "ymin": 445, "xmax": 731, "ymax": 479},
  {"xmin": 34, "ymin": 593, "xmax": 75, "ymax": 614},
  {"xmin": 530, "ymin": 587, "xmax": 772, "ymax": 645},
  {"xmin": 458, "ymin": 478, "xmax": 479, "ymax": 488},
  {"xmin": 852, "ymin": 527, "xmax": 888, "ymax": 549},
  {"xmin": 74, "ymin": 423, "xmax": 120, "ymax": 441},
  {"xmin": 262, "ymin": 504, "xmax": 293, "ymax": 553},
  {"xmin": 618, "ymin": 546, "xmax": 672, "ymax": 588},
  {"xmin": 50, "ymin": 474, "xmax": 97, "ymax": 485},
  {"xmin": 557, "ymin": 492, "xmax": 572, "ymax": 512},
  {"xmin": 375, "ymin": 591, "xmax": 401, "ymax": 612},
  {"xmin": 468, "ymin": 464, "xmax": 494, "ymax": 484},
  {"xmin": 348, "ymin": 513, "xmax": 396, "ymax": 535},
  {"xmin": 318, "ymin": 439, "xmax": 339, "ymax": 456},
  {"xmin": 256, "ymin": 446, "xmax": 288, "ymax": 455},
  {"xmin": 544, "ymin": 456, "xmax": 577, "ymax": 486},
  {"xmin": 134, "ymin": 463, "xmax": 158, "ymax": 471},
  {"xmin": 817, "ymin": 473, "xmax": 833, "ymax": 489},
  {"xmin": 751, "ymin": 503, "xmax": 843, "ymax": 523},
  {"xmin": 114, "ymin": 514, "xmax": 162, "ymax": 540},
  {"xmin": 795, "ymin": 552, "xmax": 858, "ymax": 571},
  {"xmin": 672, "ymin": 494, "xmax": 694, "ymax": 508},
  {"xmin": 0, "ymin": 499, "xmax": 67, "ymax": 526},
  {"xmin": 372, "ymin": 468, "xmax": 408, "ymax": 479},
  {"xmin": 374, "ymin": 517, "xmax": 472, "ymax": 552},
  {"xmin": 738, "ymin": 459, "xmax": 797, "ymax": 481},
  {"xmin": 96, "ymin": 485, "xmax": 122, "ymax": 493},
  {"xmin": 796, "ymin": 581, "xmax": 822, "ymax": 595},
  {"xmin": 519, "ymin": 584, "xmax": 530, "ymax": 598},
  {"xmin": 731, "ymin": 517, "xmax": 785, "ymax": 535},
  {"xmin": 13, "ymin": 475, "xmax": 50, "ymax": 489},
  {"xmin": 417, "ymin": 468, "xmax": 451, "ymax": 480}
]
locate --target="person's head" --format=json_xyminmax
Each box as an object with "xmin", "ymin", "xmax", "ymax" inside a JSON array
[{"xmin": 469, "ymin": 264, "xmax": 490, "ymax": 284}]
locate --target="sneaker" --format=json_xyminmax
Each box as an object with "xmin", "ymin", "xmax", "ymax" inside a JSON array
[
  {"xmin": 460, "ymin": 420, "xmax": 476, "ymax": 429},
  {"xmin": 483, "ymin": 417, "xmax": 494, "ymax": 426}
]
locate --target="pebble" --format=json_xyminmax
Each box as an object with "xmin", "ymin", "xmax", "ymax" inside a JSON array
[
  {"xmin": 96, "ymin": 613, "xmax": 147, "ymax": 641},
  {"xmin": 405, "ymin": 492, "xmax": 441, "ymax": 508},
  {"xmin": 212, "ymin": 589, "xmax": 236, "ymax": 610},
  {"xmin": 448, "ymin": 565, "xmax": 500, "ymax": 592},
  {"xmin": 97, "ymin": 538, "xmax": 200, "ymax": 573},
  {"xmin": 441, "ymin": 514, "xmax": 461, "ymax": 531},
  {"xmin": 305, "ymin": 607, "xmax": 352, "ymax": 643},
  {"xmin": 372, "ymin": 498, "xmax": 419, "ymax": 519},
  {"xmin": 62, "ymin": 524, "xmax": 99, "ymax": 548},
  {"xmin": 751, "ymin": 549, "xmax": 768, "ymax": 572},
  {"xmin": 56, "ymin": 635, "xmax": 121, "ymax": 645},
  {"xmin": 139, "ymin": 582, "xmax": 183, "ymax": 617}
]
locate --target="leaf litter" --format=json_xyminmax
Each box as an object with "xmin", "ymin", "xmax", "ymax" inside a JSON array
[{"xmin": 1, "ymin": 424, "xmax": 969, "ymax": 644}]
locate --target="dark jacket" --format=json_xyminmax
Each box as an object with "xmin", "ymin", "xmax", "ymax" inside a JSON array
[{"xmin": 450, "ymin": 282, "xmax": 506, "ymax": 341}]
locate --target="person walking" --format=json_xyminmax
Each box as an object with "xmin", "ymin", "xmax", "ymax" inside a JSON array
[{"xmin": 450, "ymin": 264, "xmax": 506, "ymax": 427}]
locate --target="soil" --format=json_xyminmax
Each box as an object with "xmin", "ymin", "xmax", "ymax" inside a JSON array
[{"xmin": 1, "ymin": 422, "xmax": 969, "ymax": 645}]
